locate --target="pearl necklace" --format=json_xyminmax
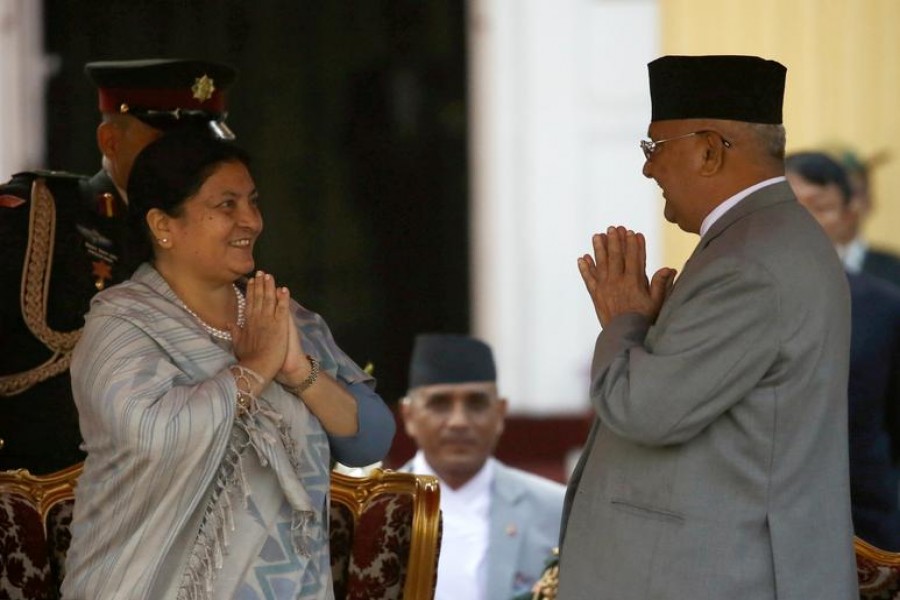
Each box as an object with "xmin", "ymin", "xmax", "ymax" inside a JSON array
[{"xmin": 180, "ymin": 284, "xmax": 246, "ymax": 341}]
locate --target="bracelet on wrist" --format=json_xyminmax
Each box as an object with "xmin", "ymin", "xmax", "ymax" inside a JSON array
[
  {"xmin": 230, "ymin": 364, "xmax": 264, "ymax": 415},
  {"xmin": 287, "ymin": 354, "xmax": 320, "ymax": 397}
]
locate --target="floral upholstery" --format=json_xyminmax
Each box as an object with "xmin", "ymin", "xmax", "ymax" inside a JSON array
[
  {"xmin": 0, "ymin": 465, "xmax": 81, "ymax": 600},
  {"xmin": 857, "ymin": 537, "xmax": 900, "ymax": 600},
  {"xmin": 46, "ymin": 499, "xmax": 74, "ymax": 592},
  {"xmin": 11, "ymin": 463, "xmax": 896, "ymax": 600},
  {"xmin": 331, "ymin": 468, "xmax": 442, "ymax": 600},
  {"xmin": 2, "ymin": 465, "xmax": 441, "ymax": 600},
  {"xmin": 330, "ymin": 502, "xmax": 355, "ymax": 599},
  {"xmin": 0, "ymin": 490, "xmax": 55, "ymax": 600},
  {"xmin": 345, "ymin": 493, "xmax": 412, "ymax": 599}
]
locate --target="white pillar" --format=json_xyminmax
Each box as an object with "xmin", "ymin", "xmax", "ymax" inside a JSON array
[
  {"xmin": 468, "ymin": 0, "xmax": 659, "ymax": 414},
  {"xmin": 0, "ymin": 0, "xmax": 47, "ymax": 176}
]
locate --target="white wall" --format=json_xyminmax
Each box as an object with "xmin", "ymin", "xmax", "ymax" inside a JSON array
[
  {"xmin": 0, "ymin": 0, "xmax": 47, "ymax": 176},
  {"xmin": 468, "ymin": 0, "xmax": 660, "ymax": 413}
]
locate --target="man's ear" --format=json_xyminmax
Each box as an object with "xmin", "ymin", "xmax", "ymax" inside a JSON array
[
  {"xmin": 97, "ymin": 120, "xmax": 119, "ymax": 160},
  {"xmin": 848, "ymin": 194, "xmax": 866, "ymax": 217},
  {"xmin": 495, "ymin": 397, "xmax": 508, "ymax": 436},
  {"xmin": 399, "ymin": 397, "xmax": 417, "ymax": 438},
  {"xmin": 698, "ymin": 132, "xmax": 726, "ymax": 176}
]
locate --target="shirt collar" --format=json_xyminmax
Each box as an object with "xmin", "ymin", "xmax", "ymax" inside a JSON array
[
  {"xmin": 841, "ymin": 236, "xmax": 868, "ymax": 273},
  {"xmin": 700, "ymin": 176, "xmax": 786, "ymax": 237},
  {"xmin": 411, "ymin": 450, "xmax": 496, "ymax": 496}
]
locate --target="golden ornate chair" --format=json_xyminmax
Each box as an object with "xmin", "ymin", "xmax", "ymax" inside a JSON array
[
  {"xmin": 0, "ymin": 464, "xmax": 440, "ymax": 600},
  {"xmin": 329, "ymin": 468, "xmax": 442, "ymax": 600},
  {"xmin": 0, "ymin": 463, "xmax": 80, "ymax": 599},
  {"xmin": 856, "ymin": 536, "xmax": 900, "ymax": 599}
]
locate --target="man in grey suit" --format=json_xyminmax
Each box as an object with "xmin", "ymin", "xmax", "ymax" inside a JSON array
[
  {"xmin": 400, "ymin": 334, "xmax": 565, "ymax": 600},
  {"xmin": 559, "ymin": 55, "xmax": 858, "ymax": 599}
]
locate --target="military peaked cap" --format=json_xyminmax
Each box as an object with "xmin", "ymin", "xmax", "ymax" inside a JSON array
[{"xmin": 85, "ymin": 58, "xmax": 238, "ymax": 139}]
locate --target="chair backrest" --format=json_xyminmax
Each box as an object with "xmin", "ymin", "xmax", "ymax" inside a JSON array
[
  {"xmin": 0, "ymin": 464, "xmax": 440, "ymax": 600},
  {"xmin": 330, "ymin": 468, "xmax": 441, "ymax": 600},
  {"xmin": 0, "ymin": 463, "xmax": 80, "ymax": 600},
  {"xmin": 856, "ymin": 536, "xmax": 900, "ymax": 599}
]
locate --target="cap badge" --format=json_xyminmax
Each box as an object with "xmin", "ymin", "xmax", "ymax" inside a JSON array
[{"xmin": 191, "ymin": 74, "xmax": 216, "ymax": 102}]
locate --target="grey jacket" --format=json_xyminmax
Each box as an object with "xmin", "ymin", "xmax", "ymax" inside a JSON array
[
  {"xmin": 559, "ymin": 182, "xmax": 858, "ymax": 600},
  {"xmin": 402, "ymin": 459, "xmax": 565, "ymax": 599}
]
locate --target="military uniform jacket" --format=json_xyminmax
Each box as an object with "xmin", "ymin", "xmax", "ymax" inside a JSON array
[
  {"xmin": 0, "ymin": 169, "xmax": 132, "ymax": 473},
  {"xmin": 558, "ymin": 182, "xmax": 858, "ymax": 600}
]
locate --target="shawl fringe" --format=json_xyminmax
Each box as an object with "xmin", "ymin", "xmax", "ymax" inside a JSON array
[{"xmin": 177, "ymin": 398, "xmax": 318, "ymax": 599}]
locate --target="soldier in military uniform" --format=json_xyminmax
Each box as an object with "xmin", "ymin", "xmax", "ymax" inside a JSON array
[{"xmin": 0, "ymin": 59, "xmax": 237, "ymax": 473}]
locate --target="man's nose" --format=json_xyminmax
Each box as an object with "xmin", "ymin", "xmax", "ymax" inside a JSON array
[
  {"xmin": 642, "ymin": 159, "xmax": 653, "ymax": 179},
  {"xmin": 445, "ymin": 400, "xmax": 470, "ymax": 427}
]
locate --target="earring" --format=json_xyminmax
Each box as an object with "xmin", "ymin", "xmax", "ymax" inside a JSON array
[{"xmin": 158, "ymin": 237, "xmax": 169, "ymax": 244}]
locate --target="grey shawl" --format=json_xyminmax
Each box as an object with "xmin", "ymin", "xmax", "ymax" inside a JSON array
[{"xmin": 62, "ymin": 264, "xmax": 366, "ymax": 599}]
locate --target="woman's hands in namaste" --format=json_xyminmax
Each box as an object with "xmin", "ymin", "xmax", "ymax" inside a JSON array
[{"xmin": 231, "ymin": 271, "xmax": 299, "ymax": 383}]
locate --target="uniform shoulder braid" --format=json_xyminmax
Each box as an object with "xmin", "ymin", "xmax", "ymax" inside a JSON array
[{"xmin": 0, "ymin": 167, "xmax": 130, "ymax": 397}]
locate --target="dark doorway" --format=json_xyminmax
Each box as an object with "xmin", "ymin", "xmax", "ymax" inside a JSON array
[{"xmin": 43, "ymin": 0, "xmax": 470, "ymax": 404}]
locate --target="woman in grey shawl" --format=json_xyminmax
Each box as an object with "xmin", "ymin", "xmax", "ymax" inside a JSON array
[{"xmin": 62, "ymin": 131, "xmax": 395, "ymax": 600}]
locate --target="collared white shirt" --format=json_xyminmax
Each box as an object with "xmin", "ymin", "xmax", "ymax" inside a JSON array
[
  {"xmin": 412, "ymin": 451, "xmax": 495, "ymax": 600},
  {"xmin": 700, "ymin": 176, "xmax": 786, "ymax": 237},
  {"xmin": 840, "ymin": 236, "xmax": 868, "ymax": 274}
]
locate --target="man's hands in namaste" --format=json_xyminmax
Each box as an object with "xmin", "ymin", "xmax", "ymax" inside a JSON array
[{"xmin": 577, "ymin": 226, "xmax": 677, "ymax": 328}]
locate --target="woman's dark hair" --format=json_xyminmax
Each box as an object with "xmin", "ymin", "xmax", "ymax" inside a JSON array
[
  {"xmin": 125, "ymin": 130, "xmax": 251, "ymax": 265},
  {"xmin": 784, "ymin": 151, "xmax": 853, "ymax": 205}
]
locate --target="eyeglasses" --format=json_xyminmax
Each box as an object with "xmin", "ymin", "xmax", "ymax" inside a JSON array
[{"xmin": 640, "ymin": 130, "xmax": 732, "ymax": 160}]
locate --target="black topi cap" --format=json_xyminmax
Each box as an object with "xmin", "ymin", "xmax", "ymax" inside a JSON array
[
  {"xmin": 84, "ymin": 58, "xmax": 238, "ymax": 139},
  {"xmin": 648, "ymin": 55, "xmax": 786, "ymax": 124},
  {"xmin": 408, "ymin": 334, "xmax": 496, "ymax": 389}
]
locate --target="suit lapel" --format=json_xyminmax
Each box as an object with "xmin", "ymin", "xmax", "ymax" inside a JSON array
[
  {"xmin": 487, "ymin": 463, "xmax": 528, "ymax": 600},
  {"xmin": 693, "ymin": 180, "xmax": 794, "ymax": 256},
  {"xmin": 671, "ymin": 181, "xmax": 795, "ymax": 297}
]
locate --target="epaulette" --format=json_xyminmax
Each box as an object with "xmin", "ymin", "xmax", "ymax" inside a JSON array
[{"xmin": 1, "ymin": 170, "xmax": 86, "ymax": 209}]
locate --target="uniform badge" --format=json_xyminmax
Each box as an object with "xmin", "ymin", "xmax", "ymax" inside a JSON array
[
  {"xmin": 77, "ymin": 224, "xmax": 113, "ymax": 249},
  {"xmin": 0, "ymin": 195, "xmax": 25, "ymax": 208},
  {"xmin": 92, "ymin": 260, "xmax": 113, "ymax": 290},
  {"xmin": 97, "ymin": 192, "xmax": 117, "ymax": 217},
  {"xmin": 192, "ymin": 75, "xmax": 216, "ymax": 102},
  {"xmin": 79, "ymin": 225, "xmax": 117, "ymax": 290}
]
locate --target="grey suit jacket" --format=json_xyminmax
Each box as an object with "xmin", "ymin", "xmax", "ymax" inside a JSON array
[
  {"xmin": 401, "ymin": 459, "xmax": 565, "ymax": 599},
  {"xmin": 559, "ymin": 182, "xmax": 858, "ymax": 600}
]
